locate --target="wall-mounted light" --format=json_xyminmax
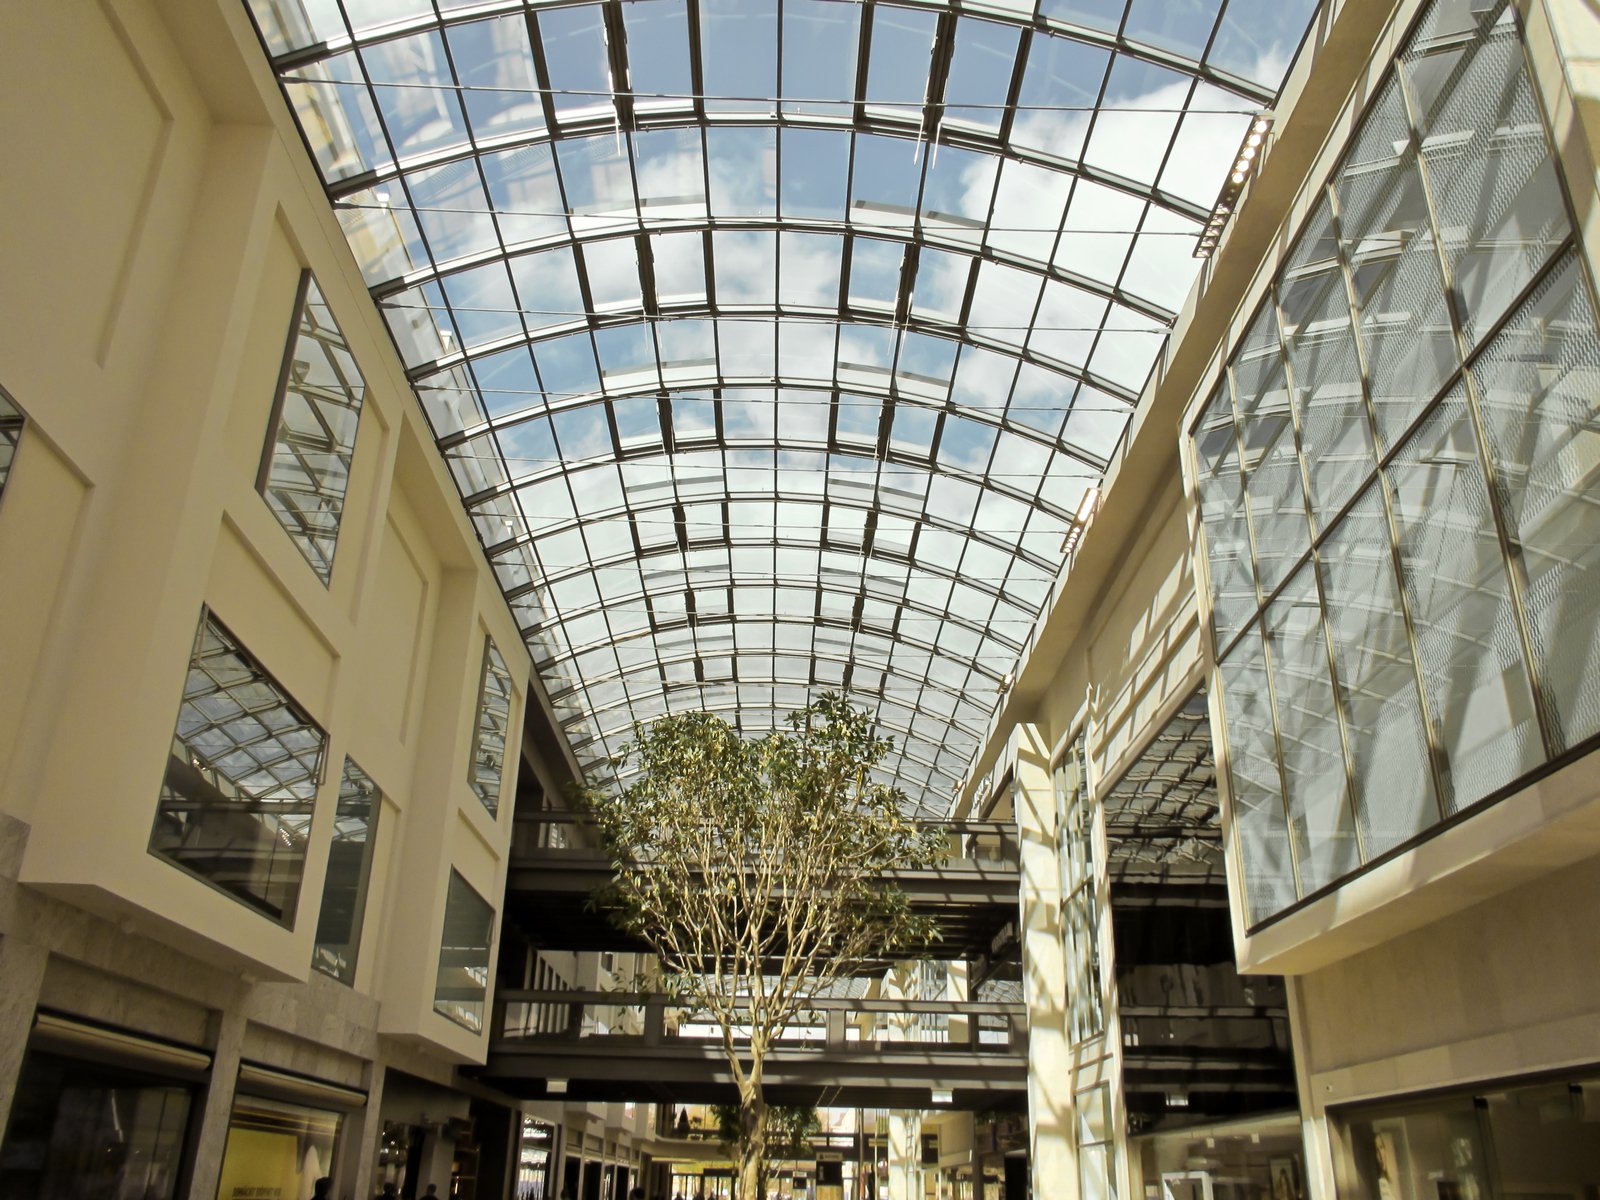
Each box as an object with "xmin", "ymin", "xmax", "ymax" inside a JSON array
[{"xmin": 1195, "ymin": 112, "xmax": 1274, "ymax": 260}]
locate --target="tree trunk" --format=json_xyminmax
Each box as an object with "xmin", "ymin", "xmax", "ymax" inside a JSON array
[{"xmin": 735, "ymin": 1077, "xmax": 768, "ymax": 1200}]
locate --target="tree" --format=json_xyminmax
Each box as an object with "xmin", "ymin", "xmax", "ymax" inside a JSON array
[{"xmin": 580, "ymin": 693, "xmax": 947, "ymax": 1200}]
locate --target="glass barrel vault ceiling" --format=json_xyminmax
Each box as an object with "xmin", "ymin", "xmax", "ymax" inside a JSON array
[{"xmin": 246, "ymin": 0, "xmax": 1318, "ymax": 811}]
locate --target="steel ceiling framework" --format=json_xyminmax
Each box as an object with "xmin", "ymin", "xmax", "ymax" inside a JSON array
[{"xmin": 246, "ymin": 0, "xmax": 1316, "ymax": 810}]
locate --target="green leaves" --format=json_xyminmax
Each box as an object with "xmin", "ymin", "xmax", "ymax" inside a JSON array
[{"xmin": 574, "ymin": 691, "xmax": 948, "ymax": 1200}]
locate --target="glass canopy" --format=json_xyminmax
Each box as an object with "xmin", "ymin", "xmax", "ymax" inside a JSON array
[{"xmin": 246, "ymin": 0, "xmax": 1318, "ymax": 811}]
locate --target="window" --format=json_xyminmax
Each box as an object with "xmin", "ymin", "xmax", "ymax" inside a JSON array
[
  {"xmin": 258, "ymin": 272, "xmax": 368, "ymax": 582},
  {"xmin": 215, "ymin": 1094, "xmax": 342, "ymax": 1200},
  {"xmin": 0, "ymin": 385, "xmax": 24, "ymax": 502},
  {"xmin": 1055, "ymin": 735, "xmax": 1104, "ymax": 1043},
  {"xmin": 434, "ymin": 870, "xmax": 496, "ymax": 1032},
  {"xmin": 0, "ymin": 1050, "xmax": 193, "ymax": 1199},
  {"xmin": 149, "ymin": 611, "xmax": 327, "ymax": 924},
  {"xmin": 469, "ymin": 637, "xmax": 514, "ymax": 815},
  {"xmin": 311, "ymin": 758, "xmax": 381, "ymax": 984},
  {"xmin": 1188, "ymin": 0, "xmax": 1600, "ymax": 926}
]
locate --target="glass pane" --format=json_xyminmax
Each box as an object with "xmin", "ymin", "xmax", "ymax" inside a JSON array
[
  {"xmin": 1280, "ymin": 198, "xmax": 1375, "ymax": 522},
  {"xmin": 1472, "ymin": 252, "xmax": 1600, "ymax": 751},
  {"xmin": 470, "ymin": 638, "xmax": 515, "ymax": 815},
  {"xmin": 1219, "ymin": 626, "xmax": 1298, "ymax": 922},
  {"xmin": 150, "ymin": 613, "xmax": 327, "ymax": 924},
  {"xmin": 1407, "ymin": 6, "xmax": 1569, "ymax": 346},
  {"xmin": 1, "ymin": 1053, "xmax": 193, "ymax": 1200},
  {"xmin": 1335, "ymin": 82, "xmax": 1457, "ymax": 449},
  {"xmin": 217, "ymin": 1096, "xmax": 341, "ymax": 1200},
  {"xmin": 1234, "ymin": 305, "xmax": 1310, "ymax": 599},
  {"xmin": 435, "ymin": 870, "xmax": 496, "ymax": 1032},
  {"xmin": 1317, "ymin": 485, "xmax": 1440, "ymax": 857},
  {"xmin": 1384, "ymin": 387, "xmax": 1541, "ymax": 812},
  {"xmin": 1192, "ymin": 384, "xmax": 1257, "ymax": 645},
  {"xmin": 1262, "ymin": 567, "xmax": 1359, "ymax": 893},
  {"xmin": 261, "ymin": 277, "xmax": 368, "ymax": 583},
  {"xmin": 312, "ymin": 758, "xmax": 382, "ymax": 984}
]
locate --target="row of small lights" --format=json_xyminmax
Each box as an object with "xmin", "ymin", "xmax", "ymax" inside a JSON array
[{"xmin": 1195, "ymin": 113, "xmax": 1274, "ymax": 260}]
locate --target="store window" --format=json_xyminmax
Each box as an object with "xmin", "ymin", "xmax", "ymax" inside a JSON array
[
  {"xmin": 215, "ymin": 1094, "xmax": 342, "ymax": 1200},
  {"xmin": 1338, "ymin": 1072, "xmax": 1600, "ymax": 1200},
  {"xmin": 0, "ymin": 1049, "xmax": 194, "ymax": 1199},
  {"xmin": 517, "ymin": 1117, "xmax": 556, "ymax": 1200},
  {"xmin": 469, "ymin": 637, "xmax": 514, "ymax": 816},
  {"xmin": 0, "ymin": 385, "xmax": 24, "ymax": 502},
  {"xmin": 258, "ymin": 271, "xmax": 368, "ymax": 583},
  {"xmin": 149, "ymin": 611, "xmax": 327, "ymax": 924},
  {"xmin": 1055, "ymin": 734, "xmax": 1104, "ymax": 1043},
  {"xmin": 312, "ymin": 758, "xmax": 382, "ymax": 984},
  {"xmin": 434, "ymin": 870, "xmax": 496, "ymax": 1032},
  {"xmin": 1187, "ymin": 0, "xmax": 1600, "ymax": 926}
]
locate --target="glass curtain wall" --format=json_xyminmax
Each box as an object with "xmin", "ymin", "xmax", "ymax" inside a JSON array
[{"xmin": 1187, "ymin": 0, "xmax": 1600, "ymax": 926}]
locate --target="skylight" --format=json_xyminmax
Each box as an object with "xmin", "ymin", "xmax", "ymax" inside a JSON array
[{"xmin": 246, "ymin": 0, "xmax": 1319, "ymax": 812}]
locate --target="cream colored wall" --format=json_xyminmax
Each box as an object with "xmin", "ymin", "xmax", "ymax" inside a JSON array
[
  {"xmin": 1295, "ymin": 854, "xmax": 1600, "ymax": 1096},
  {"xmin": 0, "ymin": 0, "xmax": 533, "ymax": 1063}
]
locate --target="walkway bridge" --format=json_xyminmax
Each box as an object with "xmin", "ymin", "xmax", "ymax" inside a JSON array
[
  {"xmin": 502, "ymin": 815, "xmax": 1022, "ymax": 970},
  {"xmin": 476, "ymin": 990, "xmax": 1029, "ymax": 1111}
]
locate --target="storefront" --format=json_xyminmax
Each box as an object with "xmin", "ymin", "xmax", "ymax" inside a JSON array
[{"xmin": 1333, "ymin": 1072, "xmax": 1600, "ymax": 1200}]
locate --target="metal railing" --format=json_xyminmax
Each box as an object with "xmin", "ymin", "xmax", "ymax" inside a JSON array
[
  {"xmin": 508, "ymin": 813, "xmax": 1020, "ymax": 870},
  {"xmin": 492, "ymin": 989, "xmax": 1026, "ymax": 1055}
]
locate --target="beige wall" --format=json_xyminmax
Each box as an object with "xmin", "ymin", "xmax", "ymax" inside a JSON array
[{"xmin": 0, "ymin": 0, "xmax": 535, "ymax": 1083}]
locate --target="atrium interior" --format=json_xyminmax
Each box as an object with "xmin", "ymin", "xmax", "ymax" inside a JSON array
[{"xmin": 3, "ymin": 0, "xmax": 1600, "ymax": 1198}]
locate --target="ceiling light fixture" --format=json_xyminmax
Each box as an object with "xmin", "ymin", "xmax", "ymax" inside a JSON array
[{"xmin": 1195, "ymin": 112, "xmax": 1274, "ymax": 260}]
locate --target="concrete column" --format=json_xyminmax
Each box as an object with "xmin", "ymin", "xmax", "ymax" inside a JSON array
[
  {"xmin": 1013, "ymin": 723, "xmax": 1076, "ymax": 1200},
  {"xmin": 342, "ymin": 1058, "xmax": 390, "ymax": 1200},
  {"xmin": 183, "ymin": 1004, "xmax": 248, "ymax": 1200},
  {"xmin": 887, "ymin": 1111, "xmax": 922, "ymax": 1200},
  {"xmin": 1285, "ymin": 977, "xmax": 1337, "ymax": 1200},
  {"xmin": 0, "ymin": 935, "xmax": 48, "ymax": 1136}
]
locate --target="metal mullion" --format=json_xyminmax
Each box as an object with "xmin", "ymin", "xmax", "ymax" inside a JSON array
[
  {"xmin": 522, "ymin": 11, "xmax": 563, "ymax": 136},
  {"xmin": 1395, "ymin": 29, "xmax": 1564, "ymax": 764},
  {"xmin": 257, "ymin": 270, "xmax": 315, "ymax": 495},
  {"xmin": 1260, "ymin": 273, "xmax": 1369, "ymax": 866},
  {"xmin": 341, "ymin": 165, "xmax": 1198, "ymax": 310},
  {"xmin": 317, "ymin": 108, "xmax": 1213, "ymax": 223},
  {"xmin": 1323, "ymin": 171, "xmax": 1454, "ymax": 824}
]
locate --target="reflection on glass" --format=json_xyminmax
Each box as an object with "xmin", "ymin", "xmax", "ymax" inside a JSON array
[
  {"xmin": 1221, "ymin": 629, "xmax": 1297, "ymax": 923},
  {"xmin": 1192, "ymin": 385, "xmax": 1257, "ymax": 646},
  {"xmin": 470, "ymin": 638, "xmax": 515, "ymax": 815},
  {"xmin": 260, "ymin": 275, "xmax": 368, "ymax": 584},
  {"xmin": 1384, "ymin": 390, "xmax": 1541, "ymax": 811},
  {"xmin": 435, "ymin": 870, "xmax": 496, "ymax": 1032},
  {"xmin": 312, "ymin": 759, "xmax": 382, "ymax": 984},
  {"xmin": 0, "ymin": 386, "xmax": 23, "ymax": 501},
  {"xmin": 216, "ymin": 1095, "xmax": 341, "ymax": 1200},
  {"xmin": 150, "ymin": 613, "xmax": 326, "ymax": 924},
  {"xmin": 1317, "ymin": 487, "xmax": 1440, "ymax": 858},
  {"xmin": 1472, "ymin": 253, "xmax": 1600, "ymax": 751},
  {"xmin": 1263, "ymin": 568, "xmax": 1358, "ymax": 892},
  {"xmin": 1280, "ymin": 198, "xmax": 1374, "ymax": 522},
  {"xmin": 0, "ymin": 1052, "xmax": 192, "ymax": 1199}
]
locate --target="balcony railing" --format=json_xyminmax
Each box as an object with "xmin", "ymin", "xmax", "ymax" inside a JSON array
[{"xmin": 492, "ymin": 989, "xmax": 1026, "ymax": 1056}]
